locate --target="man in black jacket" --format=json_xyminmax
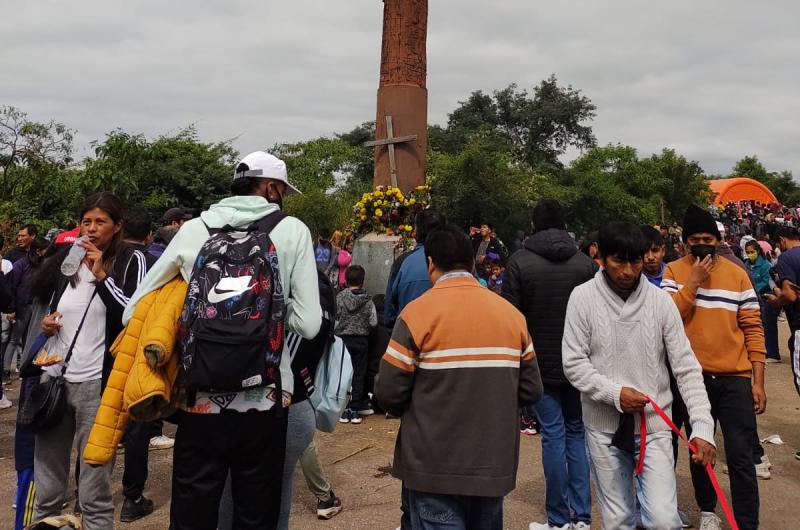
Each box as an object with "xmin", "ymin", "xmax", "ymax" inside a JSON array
[{"xmin": 502, "ymin": 200, "xmax": 597, "ymax": 530}]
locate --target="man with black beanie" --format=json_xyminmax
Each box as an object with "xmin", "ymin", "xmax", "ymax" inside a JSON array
[{"xmin": 662, "ymin": 205, "xmax": 766, "ymax": 530}]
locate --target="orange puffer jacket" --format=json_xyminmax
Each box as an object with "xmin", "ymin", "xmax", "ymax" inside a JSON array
[{"xmin": 84, "ymin": 277, "xmax": 187, "ymax": 466}]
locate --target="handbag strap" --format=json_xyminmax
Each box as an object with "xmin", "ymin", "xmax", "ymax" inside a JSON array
[{"xmin": 60, "ymin": 288, "xmax": 99, "ymax": 376}]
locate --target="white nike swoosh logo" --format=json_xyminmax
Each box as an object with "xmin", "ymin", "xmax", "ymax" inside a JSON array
[{"xmin": 207, "ymin": 275, "xmax": 255, "ymax": 304}]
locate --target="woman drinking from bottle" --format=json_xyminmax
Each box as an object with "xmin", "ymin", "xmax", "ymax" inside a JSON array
[{"xmin": 33, "ymin": 192, "xmax": 147, "ymax": 530}]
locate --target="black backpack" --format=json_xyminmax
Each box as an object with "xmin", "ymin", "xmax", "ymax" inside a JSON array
[{"xmin": 178, "ymin": 212, "xmax": 287, "ymax": 399}]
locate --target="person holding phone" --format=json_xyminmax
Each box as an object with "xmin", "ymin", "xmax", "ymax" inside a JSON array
[{"xmin": 662, "ymin": 205, "xmax": 765, "ymax": 530}]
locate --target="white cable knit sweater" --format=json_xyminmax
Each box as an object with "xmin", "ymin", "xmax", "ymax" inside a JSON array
[{"xmin": 562, "ymin": 270, "xmax": 715, "ymax": 445}]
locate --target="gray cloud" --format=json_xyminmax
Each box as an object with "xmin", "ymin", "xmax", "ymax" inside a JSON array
[{"xmin": 2, "ymin": 0, "xmax": 797, "ymax": 176}]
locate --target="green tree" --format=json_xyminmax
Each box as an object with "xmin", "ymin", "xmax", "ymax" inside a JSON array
[
  {"xmin": 440, "ymin": 75, "xmax": 597, "ymax": 169},
  {"xmin": 427, "ymin": 133, "xmax": 533, "ymax": 242},
  {"xmin": 82, "ymin": 126, "xmax": 238, "ymax": 219},
  {"xmin": 643, "ymin": 148, "xmax": 711, "ymax": 222},
  {"xmin": 274, "ymin": 136, "xmax": 371, "ymax": 236}
]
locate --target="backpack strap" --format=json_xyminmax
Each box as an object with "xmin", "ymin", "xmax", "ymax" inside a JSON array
[{"xmin": 255, "ymin": 211, "xmax": 287, "ymax": 235}]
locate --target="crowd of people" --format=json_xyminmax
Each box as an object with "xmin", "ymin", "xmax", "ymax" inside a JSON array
[{"xmin": 0, "ymin": 149, "xmax": 798, "ymax": 530}]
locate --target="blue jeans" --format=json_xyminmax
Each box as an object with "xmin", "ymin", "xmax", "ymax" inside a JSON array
[
  {"xmin": 534, "ymin": 386, "xmax": 591, "ymax": 526},
  {"xmin": 407, "ymin": 490, "xmax": 502, "ymax": 530},
  {"xmin": 586, "ymin": 428, "xmax": 682, "ymax": 530},
  {"xmin": 761, "ymin": 299, "xmax": 780, "ymax": 360}
]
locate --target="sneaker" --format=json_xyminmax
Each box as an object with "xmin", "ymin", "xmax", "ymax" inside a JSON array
[
  {"xmin": 795, "ymin": 451, "xmax": 800, "ymax": 461},
  {"xmin": 356, "ymin": 407, "xmax": 374, "ymax": 416},
  {"xmin": 339, "ymin": 409, "xmax": 352, "ymax": 424},
  {"xmin": 574, "ymin": 523, "xmax": 591, "ymax": 530},
  {"xmin": 529, "ymin": 523, "xmax": 571, "ymax": 530},
  {"xmin": 0, "ymin": 396, "xmax": 12, "ymax": 409},
  {"xmin": 149, "ymin": 435, "xmax": 175, "ymax": 450},
  {"xmin": 316, "ymin": 491, "xmax": 343, "ymax": 520},
  {"xmin": 350, "ymin": 413, "xmax": 363, "ymax": 425},
  {"xmin": 120, "ymin": 495, "xmax": 155, "ymax": 523},
  {"xmin": 699, "ymin": 511, "xmax": 721, "ymax": 530},
  {"xmin": 385, "ymin": 412, "xmax": 400, "ymax": 419},
  {"xmin": 755, "ymin": 461, "xmax": 771, "ymax": 479},
  {"xmin": 678, "ymin": 509, "xmax": 691, "ymax": 528},
  {"xmin": 761, "ymin": 455, "xmax": 772, "ymax": 469},
  {"xmin": 521, "ymin": 418, "xmax": 539, "ymax": 436},
  {"xmin": 766, "ymin": 357, "xmax": 781, "ymax": 363}
]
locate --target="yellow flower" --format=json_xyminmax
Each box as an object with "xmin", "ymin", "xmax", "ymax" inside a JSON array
[
  {"xmin": 375, "ymin": 208, "xmax": 383, "ymax": 217},
  {"xmin": 386, "ymin": 228, "xmax": 394, "ymax": 236},
  {"xmin": 408, "ymin": 198, "xmax": 416, "ymax": 205},
  {"xmin": 360, "ymin": 215, "xmax": 367, "ymax": 221},
  {"xmin": 404, "ymin": 225, "xmax": 413, "ymax": 232},
  {"xmin": 375, "ymin": 191, "xmax": 384, "ymax": 198}
]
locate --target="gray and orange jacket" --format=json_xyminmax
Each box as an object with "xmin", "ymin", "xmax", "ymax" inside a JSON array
[{"xmin": 375, "ymin": 275, "xmax": 543, "ymax": 497}]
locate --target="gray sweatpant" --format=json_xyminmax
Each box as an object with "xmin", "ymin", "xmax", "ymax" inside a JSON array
[{"xmin": 34, "ymin": 378, "xmax": 114, "ymax": 530}]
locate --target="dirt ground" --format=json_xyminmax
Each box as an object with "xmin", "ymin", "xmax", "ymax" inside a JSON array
[{"xmin": 2, "ymin": 325, "xmax": 799, "ymax": 530}]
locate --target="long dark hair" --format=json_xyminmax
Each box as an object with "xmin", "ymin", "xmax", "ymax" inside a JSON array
[
  {"xmin": 27, "ymin": 237, "xmax": 50, "ymax": 267},
  {"xmin": 79, "ymin": 192, "xmax": 125, "ymax": 278}
]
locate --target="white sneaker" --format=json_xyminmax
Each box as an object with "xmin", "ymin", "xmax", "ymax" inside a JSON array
[
  {"xmin": 678, "ymin": 509, "xmax": 691, "ymax": 528},
  {"xmin": 0, "ymin": 396, "xmax": 12, "ymax": 409},
  {"xmin": 755, "ymin": 461, "xmax": 771, "ymax": 479},
  {"xmin": 149, "ymin": 435, "xmax": 175, "ymax": 450},
  {"xmin": 573, "ymin": 523, "xmax": 591, "ymax": 530},
  {"xmin": 699, "ymin": 511, "xmax": 721, "ymax": 530},
  {"xmin": 529, "ymin": 523, "xmax": 571, "ymax": 530},
  {"xmin": 761, "ymin": 455, "xmax": 772, "ymax": 469}
]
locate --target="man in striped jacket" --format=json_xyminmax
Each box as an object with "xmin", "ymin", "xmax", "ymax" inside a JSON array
[
  {"xmin": 376, "ymin": 225, "xmax": 543, "ymax": 530},
  {"xmin": 662, "ymin": 204, "xmax": 766, "ymax": 530}
]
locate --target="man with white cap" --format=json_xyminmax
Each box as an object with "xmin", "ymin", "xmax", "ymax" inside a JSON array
[{"xmin": 123, "ymin": 151, "xmax": 321, "ymax": 530}]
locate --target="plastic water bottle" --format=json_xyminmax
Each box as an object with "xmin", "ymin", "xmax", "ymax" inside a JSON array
[{"xmin": 60, "ymin": 236, "xmax": 87, "ymax": 276}]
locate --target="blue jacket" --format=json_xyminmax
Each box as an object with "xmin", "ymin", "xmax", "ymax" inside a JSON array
[
  {"xmin": 385, "ymin": 245, "xmax": 432, "ymax": 328},
  {"xmin": 747, "ymin": 256, "xmax": 772, "ymax": 294}
]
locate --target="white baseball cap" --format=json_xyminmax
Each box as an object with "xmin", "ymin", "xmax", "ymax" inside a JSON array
[{"xmin": 234, "ymin": 151, "xmax": 301, "ymax": 195}]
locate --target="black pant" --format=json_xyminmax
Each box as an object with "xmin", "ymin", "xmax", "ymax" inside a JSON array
[
  {"xmin": 686, "ymin": 375, "xmax": 759, "ymax": 530},
  {"xmin": 122, "ymin": 420, "xmax": 162, "ymax": 500},
  {"xmin": 171, "ymin": 409, "xmax": 288, "ymax": 530},
  {"xmin": 342, "ymin": 335, "xmax": 369, "ymax": 410}
]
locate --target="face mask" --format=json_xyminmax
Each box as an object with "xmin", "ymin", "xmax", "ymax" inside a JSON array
[
  {"xmin": 690, "ymin": 244, "xmax": 716, "ymax": 260},
  {"xmin": 746, "ymin": 252, "xmax": 758, "ymax": 263}
]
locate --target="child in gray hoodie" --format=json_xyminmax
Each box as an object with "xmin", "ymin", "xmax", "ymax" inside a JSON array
[{"xmin": 336, "ymin": 265, "xmax": 378, "ymax": 423}]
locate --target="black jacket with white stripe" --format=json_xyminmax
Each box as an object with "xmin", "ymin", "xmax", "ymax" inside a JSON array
[{"xmin": 51, "ymin": 243, "xmax": 149, "ymax": 388}]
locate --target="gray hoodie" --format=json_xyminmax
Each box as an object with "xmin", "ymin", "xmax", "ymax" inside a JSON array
[{"xmin": 335, "ymin": 288, "xmax": 377, "ymax": 336}]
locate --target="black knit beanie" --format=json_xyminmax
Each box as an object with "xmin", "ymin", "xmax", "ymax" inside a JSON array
[{"xmin": 683, "ymin": 204, "xmax": 721, "ymax": 240}]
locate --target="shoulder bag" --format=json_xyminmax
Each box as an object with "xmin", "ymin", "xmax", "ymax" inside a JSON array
[{"xmin": 18, "ymin": 288, "xmax": 98, "ymax": 433}]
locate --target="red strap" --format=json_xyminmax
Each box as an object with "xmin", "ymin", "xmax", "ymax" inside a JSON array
[
  {"xmin": 635, "ymin": 410, "xmax": 647, "ymax": 475},
  {"xmin": 642, "ymin": 397, "xmax": 739, "ymax": 530}
]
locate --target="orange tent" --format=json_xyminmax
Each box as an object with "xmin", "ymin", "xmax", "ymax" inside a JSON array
[{"xmin": 708, "ymin": 177, "xmax": 778, "ymax": 205}]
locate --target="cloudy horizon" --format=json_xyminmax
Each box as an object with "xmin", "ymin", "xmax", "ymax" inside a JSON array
[{"xmin": 2, "ymin": 0, "xmax": 798, "ymax": 176}]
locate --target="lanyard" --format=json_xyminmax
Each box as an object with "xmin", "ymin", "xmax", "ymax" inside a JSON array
[{"xmin": 638, "ymin": 397, "xmax": 738, "ymax": 530}]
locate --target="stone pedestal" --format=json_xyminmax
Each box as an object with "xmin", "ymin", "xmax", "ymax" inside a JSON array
[{"xmin": 351, "ymin": 233, "xmax": 402, "ymax": 295}]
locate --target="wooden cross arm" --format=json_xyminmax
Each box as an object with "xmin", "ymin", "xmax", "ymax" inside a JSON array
[{"xmin": 363, "ymin": 134, "xmax": 418, "ymax": 147}]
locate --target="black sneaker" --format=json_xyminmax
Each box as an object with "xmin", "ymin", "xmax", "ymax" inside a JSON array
[
  {"xmin": 317, "ymin": 492, "xmax": 343, "ymax": 520},
  {"xmin": 120, "ymin": 496, "xmax": 154, "ymax": 523},
  {"xmin": 339, "ymin": 409, "xmax": 352, "ymax": 424},
  {"xmin": 795, "ymin": 451, "xmax": 800, "ymax": 461}
]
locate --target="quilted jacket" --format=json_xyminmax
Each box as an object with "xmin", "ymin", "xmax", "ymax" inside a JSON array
[{"xmin": 84, "ymin": 277, "xmax": 187, "ymax": 465}]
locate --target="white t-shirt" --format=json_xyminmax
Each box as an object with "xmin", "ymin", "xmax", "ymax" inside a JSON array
[{"xmin": 43, "ymin": 265, "xmax": 107, "ymax": 383}]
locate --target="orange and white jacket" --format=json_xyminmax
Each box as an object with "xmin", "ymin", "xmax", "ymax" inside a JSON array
[
  {"xmin": 375, "ymin": 274, "xmax": 542, "ymax": 498},
  {"xmin": 663, "ymin": 255, "xmax": 766, "ymax": 376}
]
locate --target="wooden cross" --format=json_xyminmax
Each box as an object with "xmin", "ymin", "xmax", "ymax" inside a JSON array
[{"xmin": 364, "ymin": 115, "xmax": 418, "ymax": 188}]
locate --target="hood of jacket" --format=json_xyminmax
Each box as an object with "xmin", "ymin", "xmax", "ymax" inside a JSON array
[
  {"xmin": 199, "ymin": 195, "xmax": 279, "ymax": 229},
  {"xmin": 339, "ymin": 288, "xmax": 372, "ymax": 312},
  {"xmin": 525, "ymin": 229, "xmax": 578, "ymax": 262}
]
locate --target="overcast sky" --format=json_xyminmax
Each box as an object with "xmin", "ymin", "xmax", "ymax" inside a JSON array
[{"xmin": 2, "ymin": 1, "xmax": 798, "ymax": 176}]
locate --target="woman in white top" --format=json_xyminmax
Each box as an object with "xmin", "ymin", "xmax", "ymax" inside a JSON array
[{"xmin": 33, "ymin": 192, "xmax": 147, "ymax": 530}]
